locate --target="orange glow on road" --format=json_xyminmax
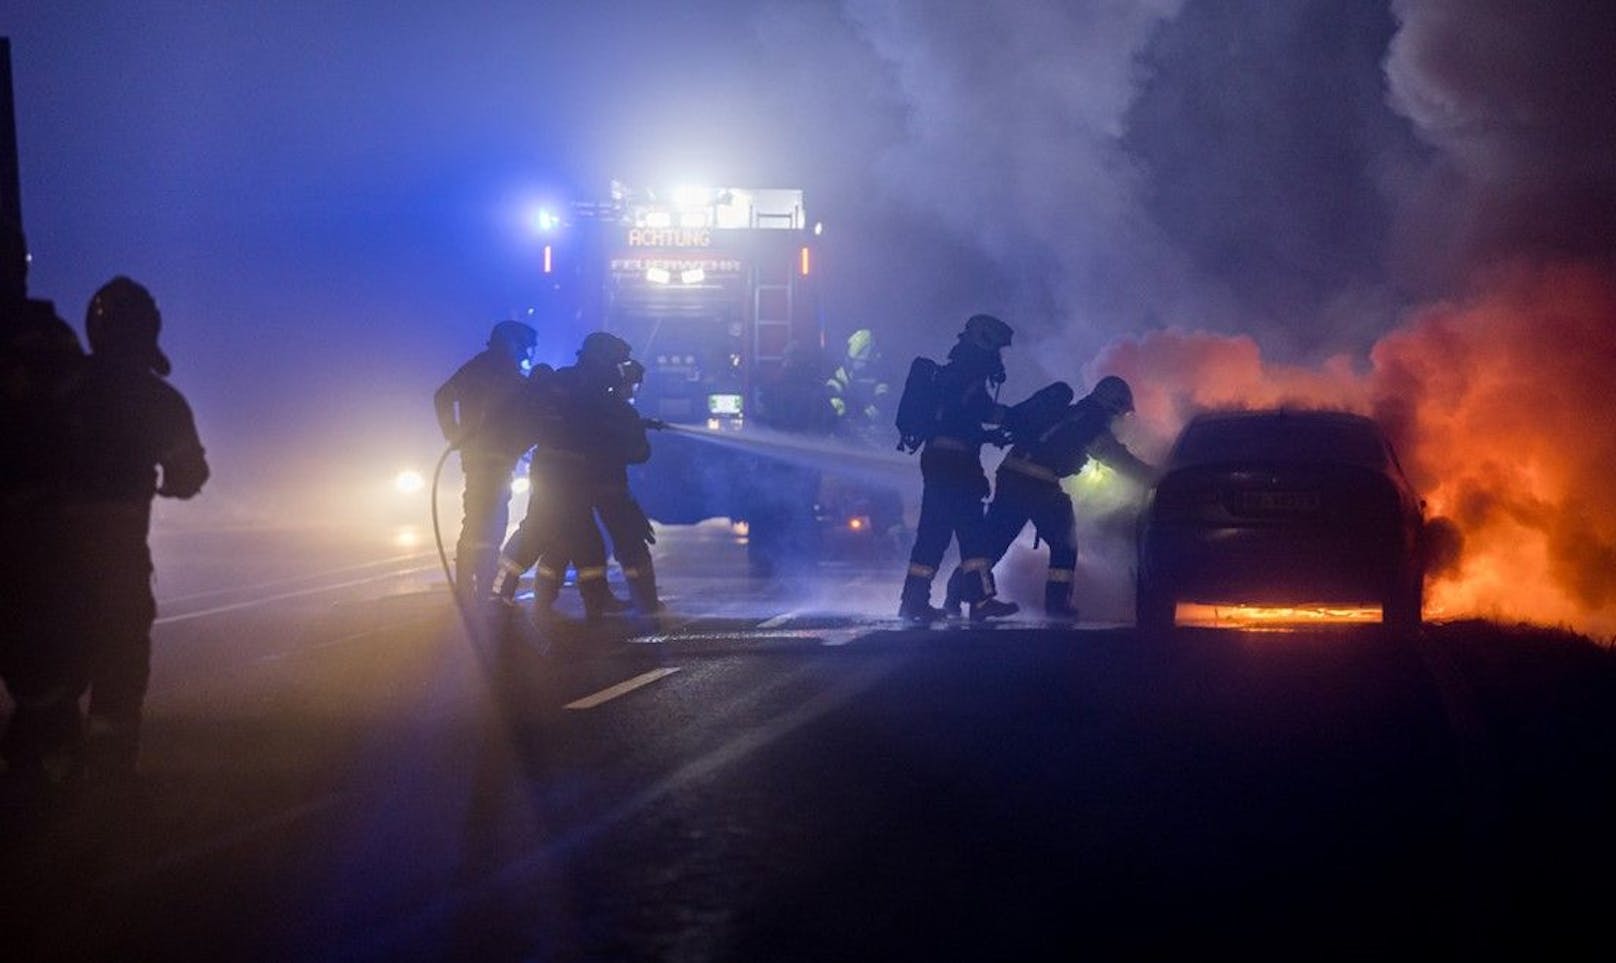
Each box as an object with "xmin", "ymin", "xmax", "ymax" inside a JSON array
[{"xmin": 1175, "ymin": 603, "xmax": 1383, "ymax": 630}]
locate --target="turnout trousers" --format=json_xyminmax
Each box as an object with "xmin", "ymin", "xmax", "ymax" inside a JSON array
[
  {"xmin": 955, "ymin": 466, "xmax": 1078, "ymax": 610},
  {"xmin": 0, "ymin": 505, "xmax": 86, "ymax": 775},
  {"xmin": 595, "ymin": 484, "xmax": 660, "ymax": 613},
  {"xmin": 495, "ymin": 452, "xmax": 611, "ymax": 615},
  {"xmin": 455, "ymin": 451, "xmax": 516, "ymax": 602},
  {"xmin": 901, "ymin": 441, "xmax": 990, "ymax": 607}
]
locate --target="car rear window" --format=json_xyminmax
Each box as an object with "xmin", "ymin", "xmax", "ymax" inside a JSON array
[{"xmin": 1169, "ymin": 413, "xmax": 1389, "ymax": 470}]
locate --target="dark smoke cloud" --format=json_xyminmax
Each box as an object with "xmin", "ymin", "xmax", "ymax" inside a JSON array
[{"xmin": 1384, "ymin": 0, "xmax": 1616, "ymax": 279}]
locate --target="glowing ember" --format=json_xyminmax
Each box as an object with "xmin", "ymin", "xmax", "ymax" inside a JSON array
[{"xmin": 1176, "ymin": 603, "xmax": 1383, "ymax": 630}]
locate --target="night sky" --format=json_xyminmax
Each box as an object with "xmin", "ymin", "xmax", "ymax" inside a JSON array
[{"xmin": 4, "ymin": 2, "xmax": 1614, "ymax": 549}]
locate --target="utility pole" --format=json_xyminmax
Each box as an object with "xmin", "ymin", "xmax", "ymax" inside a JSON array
[{"xmin": 2, "ymin": 37, "xmax": 23, "ymax": 232}]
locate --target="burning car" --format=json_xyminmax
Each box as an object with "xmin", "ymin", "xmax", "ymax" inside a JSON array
[{"xmin": 1135, "ymin": 409, "xmax": 1427, "ymax": 633}]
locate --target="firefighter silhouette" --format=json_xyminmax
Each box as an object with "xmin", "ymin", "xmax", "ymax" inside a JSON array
[
  {"xmin": 951, "ymin": 376, "xmax": 1155, "ymax": 620},
  {"xmin": 897, "ymin": 314, "xmax": 1017, "ymax": 623},
  {"xmin": 434, "ymin": 320, "xmax": 537, "ymax": 603},
  {"xmin": 0, "ymin": 222, "xmax": 90, "ymax": 785},
  {"xmin": 496, "ymin": 332, "xmax": 631, "ymax": 621}
]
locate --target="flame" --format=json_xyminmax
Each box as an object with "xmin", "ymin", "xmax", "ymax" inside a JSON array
[
  {"xmin": 1093, "ymin": 261, "xmax": 1616, "ymax": 639},
  {"xmin": 1176, "ymin": 604, "xmax": 1382, "ymax": 630}
]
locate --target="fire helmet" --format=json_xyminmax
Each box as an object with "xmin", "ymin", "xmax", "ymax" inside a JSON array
[
  {"xmin": 960, "ymin": 314, "xmax": 1013, "ymax": 352},
  {"xmin": 488, "ymin": 320, "xmax": 538, "ymax": 353},
  {"xmin": 86, "ymin": 276, "xmax": 171, "ymax": 376},
  {"xmin": 1091, "ymin": 375, "xmax": 1134, "ymax": 416},
  {"xmin": 577, "ymin": 331, "xmax": 633, "ymax": 368}
]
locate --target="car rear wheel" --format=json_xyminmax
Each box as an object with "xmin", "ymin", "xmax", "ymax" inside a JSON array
[{"xmin": 1136, "ymin": 574, "xmax": 1176, "ymax": 636}]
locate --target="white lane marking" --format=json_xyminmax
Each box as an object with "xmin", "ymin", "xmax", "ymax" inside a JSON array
[
  {"xmin": 362, "ymin": 660, "xmax": 899, "ymax": 958},
  {"xmin": 158, "ymin": 551, "xmax": 437, "ymax": 605},
  {"xmin": 154, "ymin": 564, "xmax": 440, "ymax": 625},
  {"xmin": 564, "ymin": 667, "xmax": 682, "ymax": 710}
]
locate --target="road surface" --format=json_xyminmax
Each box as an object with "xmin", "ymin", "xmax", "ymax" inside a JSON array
[{"xmin": 4, "ymin": 520, "xmax": 1615, "ymax": 960}]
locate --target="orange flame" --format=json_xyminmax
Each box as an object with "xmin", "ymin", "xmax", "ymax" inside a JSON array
[{"xmin": 1093, "ymin": 261, "xmax": 1616, "ymax": 639}]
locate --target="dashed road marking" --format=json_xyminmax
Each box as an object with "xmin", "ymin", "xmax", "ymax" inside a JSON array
[{"xmin": 565, "ymin": 667, "xmax": 682, "ymax": 710}]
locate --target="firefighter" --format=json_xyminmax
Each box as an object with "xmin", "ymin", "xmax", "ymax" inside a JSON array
[
  {"xmin": 592, "ymin": 358, "xmax": 662, "ymax": 616},
  {"xmin": 897, "ymin": 314, "xmax": 1018, "ymax": 623},
  {"xmin": 749, "ymin": 340, "xmax": 837, "ymax": 576},
  {"xmin": 434, "ymin": 320, "xmax": 537, "ymax": 603},
  {"xmin": 825, "ymin": 328, "xmax": 905, "ymax": 545},
  {"xmin": 62, "ymin": 277, "xmax": 209, "ymax": 779},
  {"xmin": 826, "ymin": 328, "xmax": 891, "ymax": 437},
  {"xmin": 0, "ymin": 222, "xmax": 89, "ymax": 786},
  {"xmin": 518, "ymin": 332, "xmax": 632, "ymax": 621},
  {"xmin": 952, "ymin": 375, "xmax": 1155, "ymax": 621}
]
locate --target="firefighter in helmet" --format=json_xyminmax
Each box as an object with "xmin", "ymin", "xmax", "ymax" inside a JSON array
[
  {"xmin": 825, "ymin": 328, "xmax": 905, "ymax": 545},
  {"xmin": 898, "ymin": 313, "xmax": 1018, "ymax": 622},
  {"xmin": 826, "ymin": 328, "xmax": 891, "ymax": 437},
  {"xmin": 435, "ymin": 320, "xmax": 538, "ymax": 603},
  {"xmin": 591, "ymin": 358, "xmax": 662, "ymax": 615},
  {"xmin": 521, "ymin": 331, "xmax": 634, "ymax": 620},
  {"xmin": 951, "ymin": 375, "xmax": 1155, "ymax": 620},
  {"xmin": 1, "ymin": 222, "xmax": 90, "ymax": 784},
  {"xmin": 63, "ymin": 277, "xmax": 209, "ymax": 779}
]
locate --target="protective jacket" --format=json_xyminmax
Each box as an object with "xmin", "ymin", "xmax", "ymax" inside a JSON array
[
  {"xmin": 62, "ymin": 356, "xmax": 209, "ymax": 504},
  {"xmin": 434, "ymin": 349, "xmax": 530, "ymax": 456},
  {"xmin": 1003, "ymin": 396, "xmax": 1153, "ymax": 485},
  {"xmin": 925, "ymin": 342, "xmax": 1007, "ymax": 451},
  {"xmin": 826, "ymin": 364, "xmax": 890, "ymax": 426}
]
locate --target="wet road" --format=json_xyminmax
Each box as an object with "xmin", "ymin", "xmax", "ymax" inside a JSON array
[{"xmin": 4, "ymin": 521, "xmax": 1616, "ymax": 960}]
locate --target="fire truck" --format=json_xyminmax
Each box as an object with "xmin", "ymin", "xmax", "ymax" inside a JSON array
[{"xmin": 539, "ymin": 182, "xmax": 825, "ymax": 525}]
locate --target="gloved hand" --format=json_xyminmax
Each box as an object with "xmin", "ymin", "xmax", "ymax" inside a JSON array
[{"xmin": 642, "ymin": 418, "xmax": 669, "ymax": 431}]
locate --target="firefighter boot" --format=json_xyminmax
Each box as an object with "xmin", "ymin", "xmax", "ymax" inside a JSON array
[
  {"xmin": 969, "ymin": 597, "xmax": 1020, "ymax": 621},
  {"xmin": 960, "ymin": 561, "xmax": 1018, "ymax": 621},
  {"xmin": 84, "ymin": 713, "xmax": 141, "ymax": 783},
  {"xmin": 579, "ymin": 573, "xmax": 616, "ymax": 622},
  {"xmin": 489, "ymin": 557, "xmax": 525, "ymax": 610},
  {"xmin": 624, "ymin": 565, "xmax": 664, "ymax": 618},
  {"xmin": 941, "ymin": 569, "xmax": 964, "ymax": 620},
  {"xmin": 531, "ymin": 566, "xmax": 563, "ymax": 622},
  {"xmin": 898, "ymin": 572, "xmax": 946, "ymax": 624},
  {"xmin": 1044, "ymin": 579, "xmax": 1079, "ymax": 621}
]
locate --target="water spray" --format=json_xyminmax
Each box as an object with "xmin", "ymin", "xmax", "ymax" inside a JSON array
[{"xmin": 656, "ymin": 421, "xmax": 922, "ymax": 491}]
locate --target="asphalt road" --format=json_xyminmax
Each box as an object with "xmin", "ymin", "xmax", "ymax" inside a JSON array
[{"xmin": 4, "ymin": 521, "xmax": 1615, "ymax": 961}]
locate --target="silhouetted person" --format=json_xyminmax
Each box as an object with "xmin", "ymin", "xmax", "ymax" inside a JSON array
[
  {"xmin": 64, "ymin": 277, "xmax": 209, "ymax": 780},
  {"xmin": 825, "ymin": 327, "xmax": 905, "ymax": 546},
  {"xmin": 499, "ymin": 332, "xmax": 627, "ymax": 621},
  {"xmin": 435, "ymin": 321, "xmax": 537, "ymax": 603},
  {"xmin": 749, "ymin": 340, "xmax": 837, "ymax": 577},
  {"xmin": 0, "ymin": 222, "xmax": 88, "ymax": 787},
  {"xmin": 952, "ymin": 376, "xmax": 1155, "ymax": 620},
  {"xmin": 590, "ymin": 358, "xmax": 661, "ymax": 616},
  {"xmin": 897, "ymin": 314, "xmax": 1017, "ymax": 622}
]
